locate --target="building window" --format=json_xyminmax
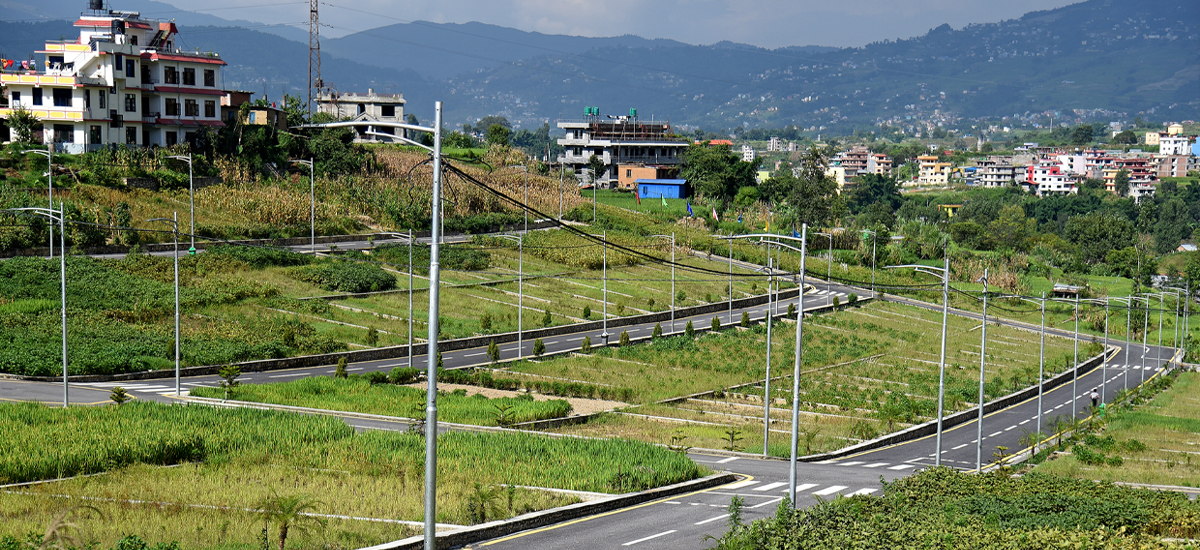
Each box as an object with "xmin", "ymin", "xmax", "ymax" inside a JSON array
[
  {"xmin": 89, "ymin": 125, "xmax": 101, "ymax": 144},
  {"xmin": 204, "ymin": 100, "xmax": 215, "ymax": 118},
  {"xmin": 98, "ymin": 91, "xmax": 105, "ymax": 109},
  {"xmin": 183, "ymin": 68, "xmax": 195, "ymax": 86},
  {"xmin": 357, "ymin": 104, "xmax": 365, "ymax": 115},
  {"xmin": 165, "ymin": 98, "xmax": 179, "ymax": 116},
  {"xmin": 203, "ymin": 69, "xmax": 215, "ymax": 87},
  {"xmin": 53, "ymin": 124, "xmax": 73, "ymax": 143},
  {"xmin": 33, "ymin": 88, "xmax": 43, "ymax": 106},
  {"xmin": 184, "ymin": 99, "xmax": 199, "ymax": 117},
  {"xmin": 126, "ymin": 126, "xmax": 137, "ymax": 144},
  {"xmin": 626, "ymin": 169, "xmax": 632, "ymax": 177},
  {"xmin": 185, "ymin": 132, "xmax": 195, "ymax": 144},
  {"xmin": 130, "ymin": 35, "xmax": 137, "ymax": 45},
  {"xmin": 126, "ymin": 59, "xmax": 135, "ymax": 78},
  {"xmin": 10, "ymin": 91, "xmax": 18, "ymax": 105},
  {"xmin": 381, "ymin": 105, "xmax": 396, "ymax": 117},
  {"xmin": 53, "ymin": 89, "xmax": 72, "ymax": 107},
  {"xmin": 124, "ymin": 94, "xmax": 136, "ymax": 112},
  {"xmin": 165, "ymin": 131, "xmax": 177, "ymax": 146},
  {"xmin": 84, "ymin": 89, "xmax": 90, "ymax": 109},
  {"xmin": 164, "ymin": 67, "xmax": 178, "ymax": 85}
]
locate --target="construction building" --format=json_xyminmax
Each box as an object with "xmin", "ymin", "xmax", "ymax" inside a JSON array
[
  {"xmin": 557, "ymin": 107, "xmax": 688, "ymax": 187},
  {"xmin": 316, "ymin": 88, "xmax": 405, "ymax": 143},
  {"xmin": 1, "ymin": 2, "xmax": 228, "ymax": 150}
]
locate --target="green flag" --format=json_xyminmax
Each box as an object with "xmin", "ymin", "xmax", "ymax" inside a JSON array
[{"xmin": 661, "ymin": 193, "xmax": 667, "ymax": 207}]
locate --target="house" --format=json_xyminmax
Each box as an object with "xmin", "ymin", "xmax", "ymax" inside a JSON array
[
  {"xmin": 1177, "ymin": 244, "xmax": 1198, "ymax": 253},
  {"xmin": 219, "ymin": 90, "xmax": 287, "ymax": 133},
  {"xmin": 616, "ymin": 164, "xmax": 676, "ymax": 190},
  {"xmin": 1, "ymin": 7, "xmax": 228, "ymax": 150},
  {"xmin": 557, "ymin": 107, "xmax": 687, "ymax": 187},
  {"xmin": 636, "ymin": 179, "xmax": 687, "ymax": 200},
  {"xmin": 914, "ymin": 155, "xmax": 951, "ymax": 186},
  {"xmin": 1168, "ymin": 123, "xmax": 1184, "ymax": 136},
  {"xmin": 741, "ymin": 144, "xmax": 755, "ymax": 162},
  {"xmin": 1026, "ymin": 163, "xmax": 1077, "ymax": 197},
  {"xmin": 938, "ymin": 204, "xmax": 962, "ymax": 218},
  {"xmin": 867, "ymin": 153, "xmax": 893, "ymax": 175},
  {"xmin": 316, "ymin": 88, "xmax": 405, "ymax": 143},
  {"xmin": 976, "ymin": 156, "xmax": 1021, "ymax": 188},
  {"xmin": 1160, "ymin": 135, "xmax": 1191, "ymax": 156},
  {"xmin": 767, "ymin": 136, "xmax": 783, "ymax": 152},
  {"xmin": 835, "ymin": 146, "xmax": 870, "ymax": 175}
]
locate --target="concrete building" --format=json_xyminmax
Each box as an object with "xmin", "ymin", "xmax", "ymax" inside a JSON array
[
  {"xmin": 1154, "ymin": 155, "xmax": 1189, "ymax": 179},
  {"xmin": 1145, "ymin": 132, "xmax": 1162, "ymax": 146},
  {"xmin": 915, "ymin": 154, "xmax": 951, "ymax": 186},
  {"xmin": 617, "ymin": 164, "xmax": 676, "ymax": 190},
  {"xmin": 1160, "ymin": 135, "xmax": 1191, "ymax": 156},
  {"xmin": 741, "ymin": 144, "xmax": 755, "ymax": 163},
  {"xmin": 557, "ymin": 108, "xmax": 687, "ymax": 187},
  {"xmin": 636, "ymin": 179, "xmax": 687, "ymax": 200},
  {"xmin": 316, "ymin": 88, "xmax": 405, "ymax": 143},
  {"xmin": 976, "ymin": 156, "xmax": 1021, "ymax": 188},
  {"xmin": 767, "ymin": 136, "xmax": 783, "ymax": 152},
  {"xmin": 1168, "ymin": 123, "xmax": 1184, "ymax": 136},
  {"xmin": 1026, "ymin": 163, "xmax": 1077, "ymax": 197},
  {"xmin": 1, "ymin": 7, "xmax": 228, "ymax": 149},
  {"xmin": 867, "ymin": 153, "xmax": 893, "ymax": 175},
  {"xmin": 835, "ymin": 146, "xmax": 870, "ymax": 175}
]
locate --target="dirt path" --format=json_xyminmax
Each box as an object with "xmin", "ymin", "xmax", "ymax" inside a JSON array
[{"xmin": 408, "ymin": 382, "xmax": 628, "ymax": 416}]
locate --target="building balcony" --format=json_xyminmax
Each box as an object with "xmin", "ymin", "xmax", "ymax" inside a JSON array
[{"xmin": 0, "ymin": 73, "xmax": 77, "ymax": 86}]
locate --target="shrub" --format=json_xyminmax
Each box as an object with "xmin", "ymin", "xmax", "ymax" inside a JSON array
[
  {"xmin": 480, "ymin": 312, "xmax": 493, "ymax": 332},
  {"xmin": 334, "ymin": 357, "xmax": 348, "ymax": 379},
  {"xmin": 487, "ymin": 340, "xmax": 500, "ymax": 362},
  {"xmin": 619, "ymin": 330, "xmax": 631, "ymax": 347},
  {"xmin": 741, "ymin": 311, "xmax": 750, "ymax": 327},
  {"xmin": 685, "ymin": 321, "xmax": 695, "ymax": 338},
  {"xmin": 652, "ymin": 323, "xmax": 663, "ymax": 339},
  {"xmin": 676, "ymin": 290, "xmax": 687, "ymax": 303},
  {"xmin": 533, "ymin": 338, "xmax": 545, "ymax": 357},
  {"xmin": 542, "ymin": 308, "xmax": 552, "ymax": 328},
  {"xmin": 388, "ymin": 366, "xmax": 419, "ymax": 384},
  {"xmin": 833, "ymin": 296, "xmax": 841, "ymax": 307},
  {"xmin": 849, "ymin": 293, "xmax": 859, "ymax": 304},
  {"xmin": 366, "ymin": 326, "xmax": 379, "ymax": 347},
  {"xmin": 787, "ymin": 303, "xmax": 796, "ymax": 317},
  {"xmin": 583, "ymin": 305, "xmax": 592, "ymax": 320},
  {"xmin": 366, "ymin": 371, "xmax": 388, "ymax": 385},
  {"xmin": 581, "ymin": 336, "xmax": 592, "ymax": 353},
  {"xmin": 292, "ymin": 260, "xmax": 396, "ymax": 293},
  {"xmin": 710, "ymin": 316, "xmax": 721, "ymax": 332}
]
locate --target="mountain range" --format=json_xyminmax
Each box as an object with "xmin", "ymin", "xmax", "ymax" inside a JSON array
[{"xmin": 1, "ymin": 0, "xmax": 1196, "ymax": 134}]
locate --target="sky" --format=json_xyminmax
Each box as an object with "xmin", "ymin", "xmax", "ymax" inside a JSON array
[{"xmin": 162, "ymin": 0, "xmax": 1081, "ymax": 48}]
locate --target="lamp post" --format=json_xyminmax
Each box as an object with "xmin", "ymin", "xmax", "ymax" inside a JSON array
[
  {"xmin": 393, "ymin": 230, "xmax": 416, "ymax": 368},
  {"xmin": 148, "ymin": 214, "xmax": 181, "ymax": 396},
  {"xmin": 861, "ymin": 229, "xmax": 877, "ymax": 294},
  {"xmin": 812, "ymin": 231, "xmax": 832, "ymax": 292},
  {"xmin": 650, "ymin": 233, "xmax": 676, "ymax": 333},
  {"xmin": 166, "ymin": 154, "xmax": 195, "ymax": 254},
  {"xmin": 497, "ymin": 234, "xmax": 524, "ymax": 358},
  {"xmin": 291, "ymin": 158, "xmax": 315, "ymax": 254},
  {"xmin": 1072, "ymin": 296, "xmax": 1079, "ymax": 418},
  {"xmin": 763, "ymin": 250, "xmax": 774, "ymax": 457},
  {"xmin": 885, "ymin": 253, "xmax": 951, "ymax": 467},
  {"xmin": 975, "ymin": 269, "xmax": 988, "ymax": 472},
  {"xmin": 6, "ymin": 206, "xmax": 67, "ymax": 405},
  {"xmin": 601, "ymin": 230, "xmax": 609, "ymax": 346},
  {"xmin": 729, "ymin": 238, "xmax": 734, "ymax": 325},
  {"xmin": 22, "ymin": 149, "xmax": 53, "ymax": 257}
]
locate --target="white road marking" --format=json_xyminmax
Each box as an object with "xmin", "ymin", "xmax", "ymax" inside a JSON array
[
  {"xmin": 752, "ymin": 482, "xmax": 788, "ymax": 492},
  {"xmin": 862, "ymin": 463, "xmax": 889, "ymax": 468},
  {"xmin": 952, "ymin": 444, "xmax": 968, "ymax": 450},
  {"xmin": 851, "ymin": 488, "xmax": 878, "ymax": 496},
  {"xmin": 464, "ymin": 352, "xmax": 486, "ymax": 357},
  {"xmin": 813, "ymin": 460, "xmax": 839, "ymax": 464},
  {"xmin": 789, "ymin": 483, "xmax": 818, "ymax": 493},
  {"xmin": 1019, "ymin": 419, "xmax": 1030, "ymax": 425},
  {"xmin": 722, "ymin": 480, "xmax": 760, "ymax": 490},
  {"xmin": 749, "ymin": 496, "xmax": 784, "ymax": 509},
  {"xmin": 1005, "ymin": 426, "xmax": 1016, "ymax": 431},
  {"xmin": 836, "ymin": 461, "xmax": 865, "ymax": 467},
  {"xmin": 268, "ymin": 372, "xmax": 311, "ymax": 378},
  {"xmin": 715, "ymin": 457, "xmax": 740, "ymax": 464},
  {"xmin": 566, "ymin": 336, "xmax": 586, "ymax": 342},
  {"xmin": 814, "ymin": 485, "xmax": 848, "ymax": 496},
  {"xmin": 622, "ymin": 530, "xmax": 677, "ymax": 546},
  {"xmin": 695, "ymin": 515, "xmax": 728, "ymax": 525},
  {"xmin": 348, "ymin": 368, "xmax": 364, "ymax": 371},
  {"xmin": 989, "ymin": 431, "xmax": 1002, "ymax": 437},
  {"xmin": 887, "ymin": 465, "xmax": 916, "ymax": 471}
]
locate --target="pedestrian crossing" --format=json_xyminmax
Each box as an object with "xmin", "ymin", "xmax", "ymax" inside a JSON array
[
  {"xmin": 812, "ymin": 459, "xmax": 920, "ymax": 470},
  {"xmin": 809, "ymin": 289, "xmax": 848, "ymax": 299},
  {"xmin": 719, "ymin": 479, "xmax": 878, "ymax": 497},
  {"xmin": 78, "ymin": 381, "xmax": 214, "ymax": 396}
]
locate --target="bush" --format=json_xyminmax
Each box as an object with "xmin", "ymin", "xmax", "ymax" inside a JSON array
[
  {"xmin": 366, "ymin": 326, "xmax": 379, "ymax": 347},
  {"xmin": 533, "ymin": 338, "xmax": 545, "ymax": 357},
  {"xmin": 711, "ymin": 316, "xmax": 721, "ymax": 332},
  {"xmin": 787, "ymin": 303, "xmax": 796, "ymax": 317},
  {"xmin": 676, "ymin": 290, "xmax": 687, "ymax": 303},
  {"xmin": 685, "ymin": 321, "xmax": 695, "ymax": 338},
  {"xmin": 581, "ymin": 336, "xmax": 592, "ymax": 353},
  {"xmin": 388, "ymin": 366, "xmax": 420, "ymax": 384},
  {"xmin": 366, "ymin": 371, "xmax": 388, "ymax": 385},
  {"xmin": 583, "ymin": 305, "xmax": 592, "ymax": 320},
  {"xmin": 849, "ymin": 293, "xmax": 859, "ymax": 304},
  {"xmin": 652, "ymin": 322, "xmax": 663, "ymax": 339},
  {"xmin": 542, "ymin": 308, "xmax": 552, "ymax": 327},
  {"xmin": 619, "ymin": 330, "xmax": 631, "ymax": 347},
  {"xmin": 833, "ymin": 296, "xmax": 841, "ymax": 307},
  {"xmin": 480, "ymin": 312, "xmax": 493, "ymax": 332},
  {"xmin": 292, "ymin": 260, "xmax": 396, "ymax": 293},
  {"xmin": 487, "ymin": 340, "xmax": 500, "ymax": 362},
  {"xmin": 334, "ymin": 357, "xmax": 348, "ymax": 379},
  {"xmin": 741, "ymin": 311, "xmax": 750, "ymax": 327}
]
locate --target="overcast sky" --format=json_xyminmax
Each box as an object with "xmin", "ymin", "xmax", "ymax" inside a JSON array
[{"xmin": 167, "ymin": 0, "xmax": 1081, "ymax": 48}]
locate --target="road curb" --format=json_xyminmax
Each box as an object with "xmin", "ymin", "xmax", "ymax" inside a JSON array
[{"xmin": 357, "ymin": 472, "xmax": 738, "ymax": 550}]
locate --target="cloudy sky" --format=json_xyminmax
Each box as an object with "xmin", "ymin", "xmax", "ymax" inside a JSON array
[{"xmin": 166, "ymin": 0, "xmax": 1081, "ymax": 48}]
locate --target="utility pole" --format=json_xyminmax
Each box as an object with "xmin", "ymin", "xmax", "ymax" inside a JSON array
[
  {"xmin": 763, "ymin": 252, "xmax": 773, "ymax": 458},
  {"xmin": 975, "ymin": 270, "xmax": 988, "ymax": 472},
  {"xmin": 422, "ymin": 102, "xmax": 443, "ymax": 550},
  {"xmin": 308, "ymin": 0, "xmax": 321, "ymax": 115},
  {"xmin": 787, "ymin": 224, "xmax": 807, "ymax": 507}
]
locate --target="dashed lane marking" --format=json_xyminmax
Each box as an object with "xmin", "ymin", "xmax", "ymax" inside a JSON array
[{"xmin": 622, "ymin": 530, "xmax": 677, "ymax": 546}]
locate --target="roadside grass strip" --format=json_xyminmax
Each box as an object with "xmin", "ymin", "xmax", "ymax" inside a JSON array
[{"xmin": 0, "ymin": 401, "xmax": 708, "ymax": 548}]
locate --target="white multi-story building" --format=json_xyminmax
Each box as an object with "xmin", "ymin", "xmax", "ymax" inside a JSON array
[
  {"xmin": 1, "ymin": 7, "xmax": 227, "ymax": 150},
  {"xmin": 1026, "ymin": 163, "xmax": 1077, "ymax": 197},
  {"xmin": 741, "ymin": 144, "xmax": 755, "ymax": 162},
  {"xmin": 556, "ymin": 108, "xmax": 687, "ymax": 187},
  {"xmin": 767, "ymin": 136, "xmax": 782, "ymax": 152},
  {"xmin": 316, "ymin": 88, "xmax": 405, "ymax": 143},
  {"xmin": 1160, "ymin": 135, "xmax": 1191, "ymax": 156},
  {"xmin": 976, "ymin": 156, "xmax": 1020, "ymax": 188}
]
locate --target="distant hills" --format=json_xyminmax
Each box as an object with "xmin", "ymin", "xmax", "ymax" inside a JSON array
[{"xmin": 1, "ymin": 0, "xmax": 1196, "ymax": 133}]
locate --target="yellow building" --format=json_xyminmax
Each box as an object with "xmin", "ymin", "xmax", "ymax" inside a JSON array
[{"xmin": 917, "ymin": 155, "xmax": 952, "ymax": 186}]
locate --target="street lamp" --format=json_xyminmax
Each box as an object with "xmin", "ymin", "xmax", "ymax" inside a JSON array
[
  {"xmin": 601, "ymin": 230, "xmax": 609, "ymax": 346},
  {"xmin": 22, "ymin": 149, "xmax": 53, "ymax": 258},
  {"xmin": 649, "ymin": 233, "xmax": 676, "ymax": 333},
  {"xmin": 974, "ymin": 269, "xmax": 989, "ymax": 472},
  {"xmin": 496, "ymin": 234, "xmax": 524, "ymax": 359},
  {"xmin": 885, "ymin": 253, "xmax": 951, "ymax": 467},
  {"xmin": 391, "ymin": 230, "xmax": 417, "ymax": 367},
  {"xmin": 861, "ymin": 229, "xmax": 877, "ymax": 294},
  {"xmin": 166, "ymin": 154, "xmax": 195, "ymax": 254},
  {"xmin": 811, "ymin": 231, "xmax": 833, "ymax": 292},
  {"xmin": 148, "ymin": 213, "xmax": 181, "ymax": 396},
  {"xmin": 1004, "ymin": 292, "xmax": 1048, "ymax": 452},
  {"xmin": 6, "ymin": 206, "xmax": 68, "ymax": 406},
  {"xmin": 290, "ymin": 158, "xmax": 315, "ymax": 254}
]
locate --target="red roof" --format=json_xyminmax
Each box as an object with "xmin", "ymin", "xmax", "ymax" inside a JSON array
[
  {"xmin": 73, "ymin": 18, "xmax": 151, "ymax": 30},
  {"xmin": 140, "ymin": 52, "xmax": 227, "ymax": 66}
]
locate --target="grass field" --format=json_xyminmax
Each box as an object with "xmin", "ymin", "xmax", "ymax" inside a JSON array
[
  {"xmin": 1035, "ymin": 372, "xmax": 1200, "ymax": 487},
  {"xmin": 0, "ymin": 401, "xmax": 707, "ymax": 548}
]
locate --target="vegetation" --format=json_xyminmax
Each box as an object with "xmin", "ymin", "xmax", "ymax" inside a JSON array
[{"xmin": 711, "ymin": 467, "xmax": 1200, "ymax": 549}]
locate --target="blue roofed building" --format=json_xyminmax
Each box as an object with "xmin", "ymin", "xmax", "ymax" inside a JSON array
[{"xmin": 636, "ymin": 179, "xmax": 687, "ymax": 199}]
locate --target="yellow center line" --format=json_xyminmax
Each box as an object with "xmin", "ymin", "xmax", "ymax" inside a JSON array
[{"xmin": 473, "ymin": 475, "xmax": 752, "ymax": 547}]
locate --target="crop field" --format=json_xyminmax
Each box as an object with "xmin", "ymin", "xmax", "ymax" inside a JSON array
[
  {"xmin": 0, "ymin": 401, "xmax": 707, "ymax": 549},
  {"xmin": 1035, "ymin": 372, "xmax": 1200, "ymax": 488},
  {"xmin": 504, "ymin": 301, "xmax": 1090, "ymax": 456}
]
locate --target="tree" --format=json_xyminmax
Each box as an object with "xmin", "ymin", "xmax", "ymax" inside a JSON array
[
  {"xmin": 258, "ymin": 493, "xmax": 325, "ymax": 550},
  {"xmin": 680, "ymin": 142, "xmax": 758, "ymax": 204},
  {"xmin": 847, "ymin": 173, "xmax": 902, "ymax": 214},
  {"xmin": 8, "ymin": 106, "xmax": 40, "ymax": 143},
  {"xmin": 533, "ymin": 338, "xmax": 545, "ymax": 357},
  {"xmin": 1113, "ymin": 169, "xmax": 1131, "ymax": 197},
  {"xmin": 487, "ymin": 340, "xmax": 500, "ymax": 362},
  {"xmin": 1064, "ymin": 211, "xmax": 1133, "ymax": 265},
  {"xmin": 980, "ymin": 142, "xmax": 994, "ymax": 153},
  {"xmin": 1112, "ymin": 130, "xmax": 1138, "ymax": 145},
  {"xmin": 1155, "ymin": 197, "xmax": 1191, "ymax": 254},
  {"xmin": 652, "ymin": 322, "xmax": 663, "ymax": 339},
  {"xmin": 586, "ymin": 154, "xmax": 606, "ymax": 188},
  {"xmin": 780, "ymin": 146, "xmax": 841, "ymax": 228},
  {"xmin": 487, "ymin": 124, "xmax": 511, "ymax": 146},
  {"xmin": 109, "ymin": 387, "xmax": 131, "ymax": 407},
  {"xmin": 1069, "ymin": 125, "xmax": 1094, "ymax": 145},
  {"xmin": 619, "ymin": 330, "xmax": 631, "ymax": 346},
  {"xmin": 218, "ymin": 365, "xmax": 242, "ymax": 400},
  {"xmin": 860, "ymin": 201, "xmax": 897, "ymax": 230},
  {"xmin": 334, "ymin": 357, "xmax": 348, "ymax": 379},
  {"xmin": 987, "ymin": 204, "xmax": 1036, "ymax": 252}
]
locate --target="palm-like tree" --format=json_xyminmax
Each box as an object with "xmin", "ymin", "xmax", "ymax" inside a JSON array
[
  {"xmin": 33, "ymin": 506, "xmax": 102, "ymax": 550},
  {"xmin": 258, "ymin": 493, "xmax": 325, "ymax": 550}
]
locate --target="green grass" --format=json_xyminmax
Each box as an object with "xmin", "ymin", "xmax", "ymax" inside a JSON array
[
  {"xmin": 190, "ymin": 376, "xmax": 573, "ymax": 426},
  {"xmin": 1035, "ymin": 372, "xmax": 1200, "ymax": 487},
  {"xmin": 0, "ymin": 401, "xmax": 708, "ymax": 548}
]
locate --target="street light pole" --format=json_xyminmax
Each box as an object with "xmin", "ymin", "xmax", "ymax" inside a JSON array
[
  {"xmin": 22, "ymin": 149, "xmax": 53, "ymax": 257},
  {"xmin": 167, "ymin": 154, "xmax": 195, "ymax": 254},
  {"xmin": 861, "ymin": 229, "xmax": 877, "ymax": 294},
  {"xmin": 422, "ymin": 102, "xmax": 444, "ymax": 550},
  {"xmin": 409, "ymin": 230, "xmax": 414, "ymax": 368},
  {"xmin": 935, "ymin": 253, "xmax": 949, "ymax": 467},
  {"xmin": 497, "ymin": 234, "xmax": 525, "ymax": 358},
  {"xmin": 1072, "ymin": 296, "xmax": 1079, "ymax": 418},
  {"xmin": 728, "ymin": 238, "xmax": 733, "ymax": 325},
  {"xmin": 812, "ymin": 232, "xmax": 831, "ymax": 292},
  {"xmin": 1036, "ymin": 292, "xmax": 1046, "ymax": 448},
  {"xmin": 763, "ymin": 252, "xmax": 774, "ymax": 458},
  {"xmin": 787, "ymin": 223, "xmax": 808, "ymax": 507},
  {"xmin": 975, "ymin": 269, "xmax": 988, "ymax": 472}
]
